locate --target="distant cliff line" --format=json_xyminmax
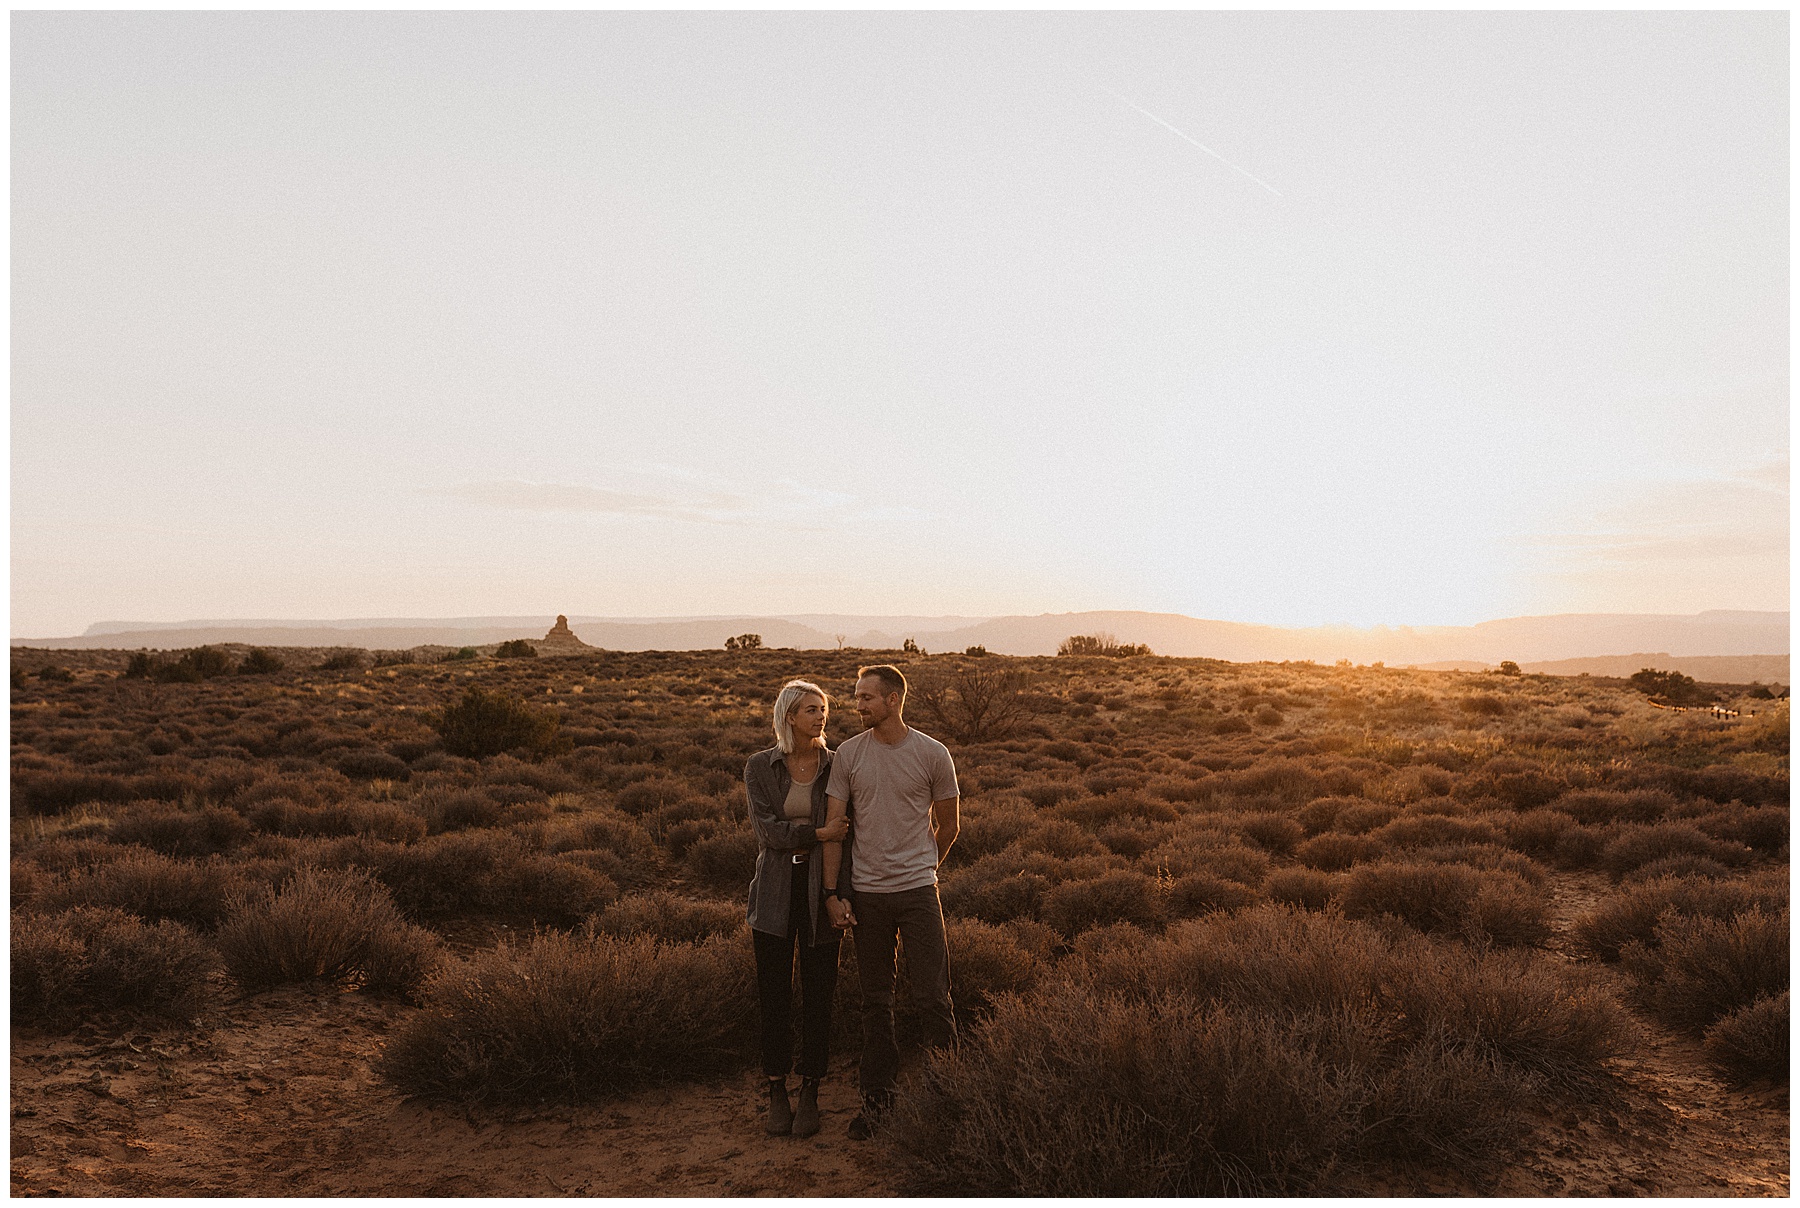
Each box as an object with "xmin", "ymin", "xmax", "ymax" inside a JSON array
[{"xmin": 12, "ymin": 609, "xmax": 1787, "ymax": 674}]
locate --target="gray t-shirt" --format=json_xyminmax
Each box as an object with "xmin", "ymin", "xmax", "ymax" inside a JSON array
[{"xmin": 827, "ymin": 727, "xmax": 959, "ymax": 894}]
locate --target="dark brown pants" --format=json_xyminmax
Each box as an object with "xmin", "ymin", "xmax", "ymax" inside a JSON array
[{"xmin": 851, "ymin": 883, "xmax": 957, "ymax": 1100}]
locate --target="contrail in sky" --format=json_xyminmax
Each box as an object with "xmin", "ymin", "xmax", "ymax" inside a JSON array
[{"xmin": 1098, "ymin": 84, "xmax": 1283, "ymax": 199}]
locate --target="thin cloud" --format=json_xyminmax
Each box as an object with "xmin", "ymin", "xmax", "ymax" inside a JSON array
[
  {"xmin": 1523, "ymin": 464, "xmax": 1788, "ymax": 566},
  {"xmin": 1092, "ymin": 81, "xmax": 1283, "ymax": 198},
  {"xmin": 441, "ymin": 480, "xmax": 745, "ymax": 525}
]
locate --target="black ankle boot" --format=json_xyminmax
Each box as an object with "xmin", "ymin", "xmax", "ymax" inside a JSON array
[
  {"xmin": 792, "ymin": 1077, "xmax": 821, "ymax": 1138},
  {"xmin": 765, "ymin": 1077, "xmax": 793, "ymax": 1136}
]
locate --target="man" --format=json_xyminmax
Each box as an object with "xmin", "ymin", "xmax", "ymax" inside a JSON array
[{"xmin": 821, "ymin": 663, "xmax": 960, "ymax": 1141}]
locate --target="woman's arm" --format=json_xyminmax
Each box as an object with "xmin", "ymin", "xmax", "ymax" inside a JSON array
[
  {"xmin": 822, "ymin": 793, "xmax": 856, "ymax": 928},
  {"xmin": 744, "ymin": 755, "xmax": 818, "ymax": 850}
]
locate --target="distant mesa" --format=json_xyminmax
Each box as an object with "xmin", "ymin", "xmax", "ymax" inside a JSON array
[{"xmin": 536, "ymin": 614, "xmax": 591, "ymax": 656}]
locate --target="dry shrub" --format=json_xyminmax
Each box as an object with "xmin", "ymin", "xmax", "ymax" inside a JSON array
[
  {"xmin": 1623, "ymin": 855, "xmax": 1736, "ymax": 883},
  {"xmin": 1702, "ymin": 992, "xmax": 1787, "ymax": 1085},
  {"xmin": 216, "ymin": 866, "xmax": 440, "ymax": 998},
  {"xmin": 19, "ymin": 835, "xmax": 126, "ymax": 876},
  {"xmin": 1296, "ymin": 832, "xmax": 1386, "ymax": 871},
  {"xmin": 1054, "ymin": 790, "xmax": 1178, "ymax": 831},
  {"xmin": 954, "ymin": 797, "xmax": 1040, "ymax": 860},
  {"xmin": 590, "ymin": 891, "xmax": 744, "ymax": 944},
  {"xmin": 616, "ymin": 776, "xmax": 701, "ymax": 816},
  {"xmin": 12, "ymin": 906, "xmax": 220, "ymax": 1026},
  {"xmin": 1406, "ymin": 843, "xmax": 1548, "ymax": 887},
  {"xmin": 248, "ymin": 798, "xmax": 425, "ymax": 844},
  {"xmin": 887, "ymin": 906, "xmax": 1619, "ymax": 1194},
  {"xmin": 1265, "ymin": 867, "xmax": 1340, "ymax": 911},
  {"xmin": 1296, "ymin": 795, "xmax": 1361, "ymax": 835},
  {"xmin": 885, "ymin": 986, "xmax": 1372, "ymax": 1195},
  {"xmin": 11, "ymin": 769, "xmax": 134, "ymax": 815},
  {"xmin": 1167, "ymin": 873, "xmax": 1264, "ymax": 919},
  {"xmin": 1385, "ymin": 941, "xmax": 1628, "ymax": 1086},
  {"xmin": 1621, "ymin": 907, "xmax": 1787, "ymax": 1033},
  {"xmin": 1331, "ymin": 801, "xmax": 1401, "ymax": 835},
  {"xmin": 1231, "ymin": 812, "xmax": 1305, "ymax": 855},
  {"xmin": 1374, "ymin": 813, "xmax": 1503, "ymax": 850},
  {"xmin": 415, "ymin": 788, "xmax": 505, "ymax": 833},
  {"xmin": 380, "ymin": 831, "xmax": 618, "ymax": 925},
  {"xmin": 1600, "ymin": 823, "xmax": 1752, "ymax": 882},
  {"xmin": 44, "ymin": 850, "xmax": 244, "ymax": 930},
  {"xmin": 1339, "ymin": 862, "xmax": 1549, "ymax": 947},
  {"xmin": 541, "ymin": 810, "xmax": 662, "ymax": 889},
  {"xmin": 1096, "ymin": 818, "xmax": 1170, "ymax": 859},
  {"xmin": 1557, "ymin": 789, "xmax": 1677, "ymax": 826},
  {"xmin": 684, "ymin": 825, "xmax": 760, "ymax": 893},
  {"xmin": 942, "ymin": 916, "xmax": 1043, "ymax": 1024},
  {"xmin": 1501, "ymin": 808, "xmax": 1577, "ymax": 857},
  {"xmin": 109, "ymin": 803, "xmax": 251, "ymax": 857},
  {"xmin": 1145, "ymin": 836, "xmax": 1269, "ymax": 886},
  {"xmin": 378, "ymin": 931, "xmax": 755, "ymax": 1103},
  {"xmin": 1573, "ymin": 873, "xmax": 1787, "ymax": 962},
  {"xmin": 1031, "ymin": 818, "xmax": 1110, "ymax": 860},
  {"xmin": 1686, "ymin": 804, "xmax": 1787, "ymax": 855},
  {"xmin": 1043, "ymin": 869, "xmax": 1164, "ymax": 937}
]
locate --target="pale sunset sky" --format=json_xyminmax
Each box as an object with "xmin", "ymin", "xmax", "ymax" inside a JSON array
[{"xmin": 11, "ymin": 10, "xmax": 1788, "ymax": 638}]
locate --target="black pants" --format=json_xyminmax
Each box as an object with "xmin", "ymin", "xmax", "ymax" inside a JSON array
[
  {"xmin": 752, "ymin": 861, "xmax": 841, "ymax": 1080},
  {"xmin": 852, "ymin": 883, "xmax": 957, "ymax": 1100}
]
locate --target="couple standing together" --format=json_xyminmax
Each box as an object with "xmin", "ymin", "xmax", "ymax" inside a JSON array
[{"xmin": 742, "ymin": 664, "xmax": 960, "ymax": 1141}]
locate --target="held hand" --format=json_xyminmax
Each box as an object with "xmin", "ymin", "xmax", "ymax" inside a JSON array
[
  {"xmin": 827, "ymin": 896, "xmax": 856, "ymax": 929},
  {"xmin": 816, "ymin": 816, "xmax": 850, "ymax": 843}
]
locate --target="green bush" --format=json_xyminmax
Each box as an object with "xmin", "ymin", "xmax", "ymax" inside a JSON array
[
  {"xmin": 216, "ymin": 866, "xmax": 441, "ymax": 998},
  {"xmin": 495, "ymin": 639, "xmax": 538, "ymax": 659},
  {"xmin": 378, "ymin": 930, "xmax": 755, "ymax": 1103},
  {"xmin": 431, "ymin": 685, "xmax": 566, "ymax": 759},
  {"xmin": 12, "ymin": 906, "xmax": 220, "ymax": 1026}
]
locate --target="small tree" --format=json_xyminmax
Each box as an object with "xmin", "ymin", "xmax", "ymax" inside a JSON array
[
  {"xmin": 494, "ymin": 639, "xmax": 538, "ymax": 659},
  {"xmin": 965, "ymin": 645, "xmax": 989, "ymax": 657},
  {"xmin": 430, "ymin": 686, "xmax": 566, "ymax": 759},
  {"xmin": 724, "ymin": 634, "xmax": 763, "ymax": 652},
  {"xmin": 1629, "ymin": 667, "xmax": 1713, "ymax": 706},
  {"xmin": 239, "ymin": 648, "xmax": 285, "ymax": 675},
  {"xmin": 1057, "ymin": 633, "xmax": 1152, "ymax": 658},
  {"xmin": 903, "ymin": 637, "xmax": 923, "ymax": 654},
  {"xmin": 1496, "ymin": 661, "xmax": 1523, "ymax": 676},
  {"xmin": 442, "ymin": 647, "xmax": 479, "ymax": 662},
  {"xmin": 911, "ymin": 662, "xmax": 1037, "ymax": 744}
]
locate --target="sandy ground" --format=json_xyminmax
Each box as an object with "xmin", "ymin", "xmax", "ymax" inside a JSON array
[{"xmin": 10, "ymin": 872, "xmax": 1788, "ymax": 1197}]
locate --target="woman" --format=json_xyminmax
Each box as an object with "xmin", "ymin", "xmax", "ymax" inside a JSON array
[{"xmin": 744, "ymin": 679, "xmax": 851, "ymax": 1138}]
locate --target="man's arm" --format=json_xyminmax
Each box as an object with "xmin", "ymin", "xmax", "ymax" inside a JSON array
[
  {"xmin": 930, "ymin": 795, "xmax": 960, "ymax": 866},
  {"xmin": 823, "ymin": 793, "xmax": 856, "ymax": 928}
]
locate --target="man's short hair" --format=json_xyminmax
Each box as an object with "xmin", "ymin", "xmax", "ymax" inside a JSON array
[{"xmin": 856, "ymin": 664, "xmax": 908, "ymax": 704}]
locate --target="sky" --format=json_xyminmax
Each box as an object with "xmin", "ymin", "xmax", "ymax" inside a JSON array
[{"xmin": 11, "ymin": 11, "xmax": 1789, "ymax": 638}]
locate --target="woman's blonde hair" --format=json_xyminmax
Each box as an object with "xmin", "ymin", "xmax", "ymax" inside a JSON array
[{"xmin": 772, "ymin": 679, "xmax": 828, "ymax": 754}]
